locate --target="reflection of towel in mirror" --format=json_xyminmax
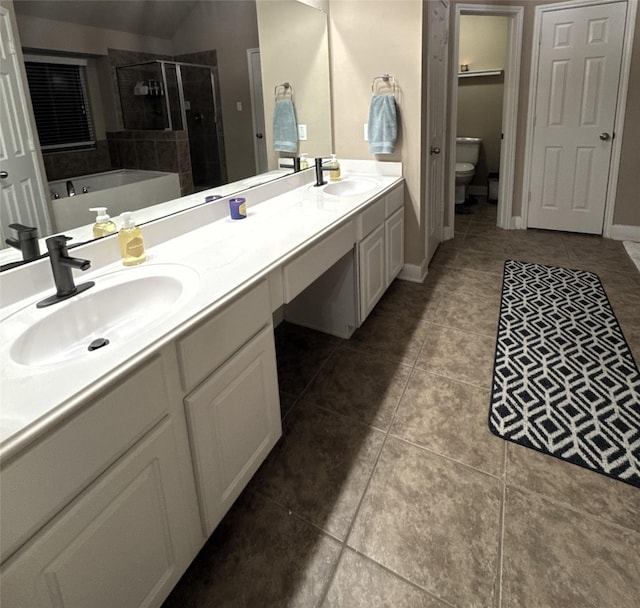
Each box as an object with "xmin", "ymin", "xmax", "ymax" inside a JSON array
[
  {"xmin": 368, "ymin": 95, "xmax": 397, "ymax": 154},
  {"xmin": 273, "ymin": 99, "xmax": 298, "ymax": 153}
]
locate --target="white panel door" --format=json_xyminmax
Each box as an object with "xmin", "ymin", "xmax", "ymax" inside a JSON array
[
  {"xmin": 0, "ymin": 6, "xmax": 51, "ymax": 243},
  {"xmin": 426, "ymin": 0, "xmax": 448, "ymax": 262},
  {"xmin": 527, "ymin": 2, "xmax": 626, "ymax": 234}
]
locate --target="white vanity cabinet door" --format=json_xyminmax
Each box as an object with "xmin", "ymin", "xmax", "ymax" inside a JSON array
[
  {"xmin": 184, "ymin": 326, "xmax": 281, "ymax": 535},
  {"xmin": 385, "ymin": 207, "xmax": 404, "ymax": 285},
  {"xmin": 1, "ymin": 419, "xmax": 199, "ymax": 608},
  {"xmin": 358, "ymin": 223, "xmax": 386, "ymax": 322}
]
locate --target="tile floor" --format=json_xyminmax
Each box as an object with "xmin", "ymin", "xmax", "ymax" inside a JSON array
[{"xmin": 164, "ymin": 200, "xmax": 640, "ymax": 608}]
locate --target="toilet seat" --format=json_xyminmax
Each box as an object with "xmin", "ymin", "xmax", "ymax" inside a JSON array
[{"xmin": 455, "ymin": 162, "xmax": 474, "ymax": 177}]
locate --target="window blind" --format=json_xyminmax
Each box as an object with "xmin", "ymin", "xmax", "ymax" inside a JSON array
[{"xmin": 25, "ymin": 61, "xmax": 96, "ymax": 152}]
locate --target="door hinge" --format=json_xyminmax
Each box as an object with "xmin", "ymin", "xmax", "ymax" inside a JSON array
[{"xmin": 501, "ymin": 133, "xmax": 504, "ymax": 140}]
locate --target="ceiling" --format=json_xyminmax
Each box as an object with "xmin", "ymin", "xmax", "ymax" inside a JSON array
[{"xmin": 12, "ymin": 0, "xmax": 199, "ymax": 39}]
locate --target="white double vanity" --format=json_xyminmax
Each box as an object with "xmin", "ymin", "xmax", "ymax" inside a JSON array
[{"xmin": 0, "ymin": 160, "xmax": 404, "ymax": 607}]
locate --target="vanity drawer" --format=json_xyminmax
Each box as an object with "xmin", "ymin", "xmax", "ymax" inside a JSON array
[
  {"xmin": 385, "ymin": 185, "xmax": 404, "ymax": 217},
  {"xmin": 283, "ymin": 220, "xmax": 355, "ymax": 302},
  {"xmin": 0, "ymin": 355, "xmax": 170, "ymax": 563},
  {"xmin": 356, "ymin": 197, "xmax": 385, "ymax": 240},
  {"xmin": 176, "ymin": 280, "xmax": 271, "ymax": 392}
]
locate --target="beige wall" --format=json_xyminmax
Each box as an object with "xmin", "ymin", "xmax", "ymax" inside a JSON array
[
  {"xmin": 256, "ymin": 0, "xmax": 332, "ymax": 165},
  {"xmin": 172, "ymin": 0, "xmax": 259, "ymax": 182},
  {"xmin": 457, "ymin": 16, "xmax": 508, "ymax": 187},
  {"xmin": 329, "ymin": 0, "xmax": 424, "ymax": 266},
  {"xmin": 613, "ymin": 5, "xmax": 640, "ymax": 226},
  {"xmin": 14, "ymin": 12, "xmax": 173, "ymax": 56}
]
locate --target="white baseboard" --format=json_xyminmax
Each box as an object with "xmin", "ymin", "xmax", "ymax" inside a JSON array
[
  {"xmin": 398, "ymin": 259, "xmax": 429, "ymax": 283},
  {"xmin": 609, "ymin": 224, "xmax": 640, "ymax": 242}
]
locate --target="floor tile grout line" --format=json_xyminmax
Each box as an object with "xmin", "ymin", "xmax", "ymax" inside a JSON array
[
  {"xmin": 503, "ymin": 479, "xmax": 640, "ymax": 536},
  {"xmin": 279, "ymin": 338, "xmax": 343, "ymax": 423},
  {"xmin": 387, "ymin": 431, "xmax": 505, "ymax": 482},
  {"xmin": 495, "ymin": 442, "xmax": 508, "ymax": 608}
]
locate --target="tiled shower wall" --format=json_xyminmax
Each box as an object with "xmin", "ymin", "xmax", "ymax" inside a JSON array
[
  {"xmin": 106, "ymin": 130, "xmax": 194, "ymax": 196},
  {"xmin": 42, "ymin": 140, "xmax": 113, "ymax": 182}
]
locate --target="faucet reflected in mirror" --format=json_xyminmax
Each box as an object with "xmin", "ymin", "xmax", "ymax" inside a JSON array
[
  {"xmin": 2, "ymin": 0, "xmax": 332, "ymax": 271},
  {"xmin": 5, "ymin": 223, "xmax": 41, "ymax": 263}
]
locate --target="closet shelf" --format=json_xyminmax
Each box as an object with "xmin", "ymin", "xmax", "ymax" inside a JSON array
[{"xmin": 458, "ymin": 69, "xmax": 503, "ymax": 78}]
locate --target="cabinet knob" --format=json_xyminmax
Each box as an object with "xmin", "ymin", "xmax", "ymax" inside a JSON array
[{"xmin": 430, "ymin": 147, "xmax": 441, "ymax": 155}]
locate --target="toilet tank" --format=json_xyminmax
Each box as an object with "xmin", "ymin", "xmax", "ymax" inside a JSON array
[{"xmin": 456, "ymin": 137, "xmax": 482, "ymax": 164}]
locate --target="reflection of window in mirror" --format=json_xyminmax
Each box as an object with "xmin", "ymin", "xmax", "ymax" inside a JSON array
[{"xmin": 24, "ymin": 56, "xmax": 96, "ymax": 153}]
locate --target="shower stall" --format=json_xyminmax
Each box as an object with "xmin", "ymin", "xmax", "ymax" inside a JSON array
[{"xmin": 115, "ymin": 60, "xmax": 227, "ymax": 190}]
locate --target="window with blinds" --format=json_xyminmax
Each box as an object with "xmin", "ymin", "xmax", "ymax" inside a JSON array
[{"xmin": 24, "ymin": 57, "xmax": 96, "ymax": 153}]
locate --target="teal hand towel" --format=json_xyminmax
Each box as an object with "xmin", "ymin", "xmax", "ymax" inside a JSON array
[
  {"xmin": 368, "ymin": 95, "xmax": 397, "ymax": 154},
  {"xmin": 273, "ymin": 99, "xmax": 298, "ymax": 153}
]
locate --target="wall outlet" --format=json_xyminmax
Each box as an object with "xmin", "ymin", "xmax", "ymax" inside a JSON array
[
  {"xmin": 184, "ymin": 100, "xmax": 191, "ymax": 110},
  {"xmin": 236, "ymin": 101, "xmax": 243, "ymax": 111},
  {"xmin": 298, "ymin": 124, "xmax": 308, "ymax": 140},
  {"xmin": 364, "ymin": 123, "xmax": 369, "ymax": 141}
]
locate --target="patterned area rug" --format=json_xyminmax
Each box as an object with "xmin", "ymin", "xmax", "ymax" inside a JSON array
[{"xmin": 489, "ymin": 260, "xmax": 640, "ymax": 487}]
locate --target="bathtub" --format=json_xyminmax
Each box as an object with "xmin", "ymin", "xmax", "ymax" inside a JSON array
[{"xmin": 49, "ymin": 169, "xmax": 181, "ymax": 232}]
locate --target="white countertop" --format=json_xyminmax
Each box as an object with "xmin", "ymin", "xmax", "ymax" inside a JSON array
[{"xmin": 0, "ymin": 161, "xmax": 402, "ymax": 460}]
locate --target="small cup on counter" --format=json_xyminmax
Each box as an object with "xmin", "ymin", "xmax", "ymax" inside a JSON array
[{"xmin": 229, "ymin": 197, "xmax": 247, "ymax": 220}]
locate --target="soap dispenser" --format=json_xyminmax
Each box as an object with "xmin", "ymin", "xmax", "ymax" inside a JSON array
[
  {"xmin": 329, "ymin": 154, "xmax": 341, "ymax": 181},
  {"xmin": 299, "ymin": 153, "xmax": 309, "ymax": 170},
  {"xmin": 89, "ymin": 207, "xmax": 117, "ymax": 238},
  {"xmin": 118, "ymin": 212, "xmax": 147, "ymax": 266}
]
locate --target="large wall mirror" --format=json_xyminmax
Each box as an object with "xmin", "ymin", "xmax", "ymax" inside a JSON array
[{"xmin": 1, "ymin": 0, "xmax": 331, "ymax": 268}]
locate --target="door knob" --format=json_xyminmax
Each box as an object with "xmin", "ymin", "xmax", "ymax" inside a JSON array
[
  {"xmin": 430, "ymin": 146, "xmax": 441, "ymax": 155},
  {"xmin": 0, "ymin": 171, "xmax": 8, "ymax": 178},
  {"xmin": 256, "ymin": 133, "xmax": 264, "ymax": 139},
  {"xmin": 599, "ymin": 132, "xmax": 611, "ymax": 141}
]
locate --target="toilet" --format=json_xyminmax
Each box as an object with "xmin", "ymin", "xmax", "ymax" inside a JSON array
[{"xmin": 455, "ymin": 137, "xmax": 482, "ymax": 205}]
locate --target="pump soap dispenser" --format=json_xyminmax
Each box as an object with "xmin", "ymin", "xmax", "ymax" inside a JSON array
[
  {"xmin": 90, "ymin": 207, "xmax": 117, "ymax": 238},
  {"xmin": 329, "ymin": 154, "xmax": 341, "ymax": 181},
  {"xmin": 118, "ymin": 212, "xmax": 147, "ymax": 266}
]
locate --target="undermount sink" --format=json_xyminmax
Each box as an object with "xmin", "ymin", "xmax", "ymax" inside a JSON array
[
  {"xmin": 5, "ymin": 263, "xmax": 199, "ymax": 367},
  {"xmin": 321, "ymin": 177, "xmax": 381, "ymax": 196}
]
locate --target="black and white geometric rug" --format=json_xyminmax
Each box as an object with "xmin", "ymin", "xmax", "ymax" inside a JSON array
[{"xmin": 489, "ymin": 260, "xmax": 640, "ymax": 488}]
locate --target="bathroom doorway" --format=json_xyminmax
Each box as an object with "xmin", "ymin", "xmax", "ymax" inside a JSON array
[{"xmin": 447, "ymin": 5, "xmax": 523, "ymax": 233}]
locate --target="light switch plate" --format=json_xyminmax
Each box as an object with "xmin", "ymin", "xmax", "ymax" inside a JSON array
[
  {"xmin": 298, "ymin": 124, "xmax": 308, "ymax": 140},
  {"xmin": 364, "ymin": 123, "xmax": 369, "ymax": 141}
]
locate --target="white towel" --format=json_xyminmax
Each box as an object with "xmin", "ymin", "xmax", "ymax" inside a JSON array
[
  {"xmin": 273, "ymin": 99, "xmax": 298, "ymax": 153},
  {"xmin": 368, "ymin": 95, "xmax": 397, "ymax": 154}
]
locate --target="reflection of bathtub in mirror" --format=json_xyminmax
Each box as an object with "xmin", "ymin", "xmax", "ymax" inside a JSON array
[{"xmin": 49, "ymin": 170, "xmax": 181, "ymax": 232}]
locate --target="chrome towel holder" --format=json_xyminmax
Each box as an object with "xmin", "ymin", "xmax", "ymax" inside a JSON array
[
  {"xmin": 274, "ymin": 82, "xmax": 294, "ymax": 99},
  {"xmin": 371, "ymin": 73, "xmax": 396, "ymax": 96}
]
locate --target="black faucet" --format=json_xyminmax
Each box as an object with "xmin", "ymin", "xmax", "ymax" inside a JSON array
[
  {"xmin": 66, "ymin": 180, "xmax": 75, "ymax": 197},
  {"xmin": 279, "ymin": 157, "xmax": 301, "ymax": 172},
  {"xmin": 314, "ymin": 157, "xmax": 333, "ymax": 187},
  {"xmin": 5, "ymin": 223, "xmax": 41, "ymax": 262},
  {"xmin": 37, "ymin": 235, "xmax": 94, "ymax": 308}
]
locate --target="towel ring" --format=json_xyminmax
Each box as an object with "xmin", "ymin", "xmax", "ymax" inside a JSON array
[
  {"xmin": 371, "ymin": 74, "xmax": 396, "ymax": 97},
  {"xmin": 274, "ymin": 82, "xmax": 293, "ymax": 99}
]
